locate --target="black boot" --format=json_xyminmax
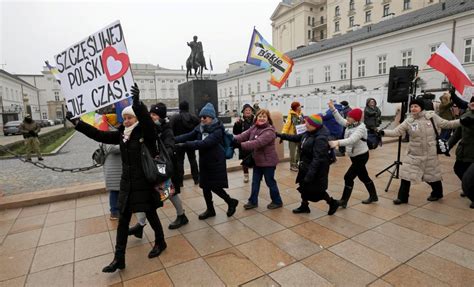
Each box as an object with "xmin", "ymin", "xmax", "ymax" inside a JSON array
[
  {"xmin": 168, "ymin": 213, "xmax": 189, "ymax": 230},
  {"xmin": 226, "ymin": 198, "xmax": 239, "ymax": 217},
  {"xmin": 198, "ymin": 208, "xmax": 216, "ymax": 220},
  {"xmin": 128, "ymin": 223, "xmax": 145, "ymax": 239},
  {"xmin": 328, "ymin": 198, "xmax": 339, "ymax": 215},
  {"xmin": 148, "ymin": 240, "xmax": 167, "ymax": 258},
  {"xmin": 339, "ymin": 186, "xmax": 353, "ymax": 208},
  {"xmin": 292, "ymin": 202, "xmax": 310, "ymax": 213},
  {"xmin": 362, "ymin": 181, "xmax": 378, "ymax": 204},
  {"xmin": 102, "ymin": 256, "xmax": 125, "ymax": 272},
  {"xmin": 394, "ymin": 179, "xmax": 410, "ymax": 205}
]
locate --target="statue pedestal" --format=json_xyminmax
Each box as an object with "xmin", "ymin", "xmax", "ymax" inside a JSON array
[{"xmin": 178, "ymin": 80, "xmax": 218, "ymax": 116}]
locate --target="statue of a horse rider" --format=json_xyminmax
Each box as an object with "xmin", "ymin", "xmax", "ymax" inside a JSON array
[{"xmin": 186, "ymin": 35, "xmax": 207, "ymax": 80}]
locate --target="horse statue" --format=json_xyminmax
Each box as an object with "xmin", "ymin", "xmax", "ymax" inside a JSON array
[{"xmin": 186, "ymin": 36, "xmax": 207, "ymax": 81}]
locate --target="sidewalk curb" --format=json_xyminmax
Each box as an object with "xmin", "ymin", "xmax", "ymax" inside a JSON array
[{"xmin": 0, "ymin": 157, "xmax": 290, "ymax": 209}]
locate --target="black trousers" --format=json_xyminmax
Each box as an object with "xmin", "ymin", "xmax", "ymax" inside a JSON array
[
  {"xmin": 453, "ymin": 160, "xmax": 472, "ymax": 181},
  {"xmin": 115, "ymin": 208, "xmax": 164, "ymax": 257},
  {"xmin": 202, "ymin": 188, "xmax": 231, "ymax": 209},
  {"xmin": 397, "ymin": 179, "xmax": 443, "ymax": 201},
  {"xmin": 344, "ymin": 152, "xmax": 372, "ymax": 187},
  {"xmin": 176, "ymin": 149, "xmax": 199, "ymax": 183}
]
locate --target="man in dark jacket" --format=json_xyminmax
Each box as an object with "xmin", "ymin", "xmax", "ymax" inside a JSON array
[
  {"xmin": 19, "ymin": 114, "xmax": 43, "ymax": 161},
  {"xmin": 175, "ymin": 103, "xmax": 239, "ymax": 220},
  {"xmin": 448, "ymin": 96, "xmax": 474, "ymax": 207},
  {"xmin": 170, "ymin": 101, "xmax": 200, "ymax": 185}
]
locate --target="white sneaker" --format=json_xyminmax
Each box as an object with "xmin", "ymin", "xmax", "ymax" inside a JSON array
[{"xmin": 244, "ymin": 174, "xmax": 249, "ymax": 183}]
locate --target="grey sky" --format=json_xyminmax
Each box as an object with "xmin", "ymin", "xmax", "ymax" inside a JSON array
[{"xmin": 1, "ymin": 0, "xmax": 277, "ymax": 74}]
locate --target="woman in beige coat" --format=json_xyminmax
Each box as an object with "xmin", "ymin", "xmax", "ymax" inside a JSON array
[{"xmin": 380, "ymin": 99, "xmax": 460, "ymax": 204}]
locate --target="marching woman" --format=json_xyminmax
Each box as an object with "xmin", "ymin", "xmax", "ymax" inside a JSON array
[
  {"xmin": 380, "ymin": 98, "xmax": 460, "ymax": 204},
  {"xmin": 233, "ymin": 104, "xmax": 255, "ymax": 183},
  {"xmin": 327, "ymin": 101, "xmax": 378, "ymax": 207},
  {"xmin": 277, "ymin": 114, "xmax": 339, "ymax": 215},
  {"xmin": 67, "ymin": 84, "xmax": 166, "ymax": 273},
  {"xmin": 233, "ymin": 109, "xmax": 283, "ymax": 210},
  {"xmin": 175, "ymin": 103, "xmax": 239, "ymax": 219}
]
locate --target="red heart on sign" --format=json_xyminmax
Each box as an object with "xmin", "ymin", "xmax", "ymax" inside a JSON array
[{"xmin": 102, "ymin": 46, "xmax": 130, "ymax": 82}]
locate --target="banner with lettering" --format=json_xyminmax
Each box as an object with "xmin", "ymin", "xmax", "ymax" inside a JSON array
[
  {"xmin": 246, "ymin": 28, "xmax": 294, "ymax": 89},
  {"xmin": 53, "ymin": 20, "xmax": 134, "ymax": 118}
]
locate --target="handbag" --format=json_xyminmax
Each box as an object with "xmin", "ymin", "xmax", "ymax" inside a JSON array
[
  {"xmin": 92, "ymin": 144, "xmax": 106, "ymax": 165},
  {"xmin": 241, "ymin": 152, "xmax": 255, "ymax": 168},
  {"xmin": 429, "ymin": 118, "xmax": 450, "ymax": 156},
  {"xmin": 140, "ymin": 136, "xmax": 174, "ymax": 183},
  {"xmin": 153, "ymin": 178, "xmax": 175, "ymax": 202}
]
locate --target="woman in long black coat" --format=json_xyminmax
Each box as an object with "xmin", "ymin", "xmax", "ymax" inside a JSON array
[
  {"xmin": 233, "ymin": 104, "xmax": 255, "ymax": 183},
  {"xmin": 277, "ymin": 114, "xmax": 339, "ymax": 215},
  {"xmin": 175, "ymin": 103, "xmax": 239, "ymax": 220},
  {"xmin": 67, "ymin": 84, "xmax": 166, "ymax": 273}
]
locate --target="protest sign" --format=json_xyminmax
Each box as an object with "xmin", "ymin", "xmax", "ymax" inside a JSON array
[
  {"xmin": 54, "ymin": 20, "xmax": 133, "ymax": 118},
  {"xmin": 295, "ymin": 124, "xmax": 307, "ymax": 135}
]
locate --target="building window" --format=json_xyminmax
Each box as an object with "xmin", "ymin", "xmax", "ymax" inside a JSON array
[
  {"xmin": 308, "ymin": 16, "xmax": 311, "ymax": 25},
  {"xmin": 366, "ymin": 0, "xmax": 372, "ymax": 4},
  {"xmin": 365, "ymin": 10, "xmax": 371, "ymax": 22},
  {"xmin": 349, "ymin": 0, "xmax": 355, "ymax": 10},
  {"xmin": 308, "ymin": 30, "xmax": 311, "ymax": 39},
  {"xmin": 320, "ymin": 6, "xmax": 324, "ymax": 11},
  {"xmin": 312, "ymin": 30, "xmax": 316, "ymax": 39},
  {"xmin": 430, "ymin": 43, "xmax": 440, "ymax": 55},
  {"xmin": 340, "ymin": 63, "xmax": 347, "ymax": 80},
  {"xmin": 349, "ymin": 16, "xmax": 354, "ymax": 27},
  {"xmin": 357, "ymin": 59, "xmax": 366, "ymax": 77},
  {"xmin": 320, "ymin": 16, "xmax": 324, "ymax": 24},
  {"xmin": 54, "ymin": 91, "xmax": 60, "ymax": 101},
  {"xmin": 335, "ymin": 21, "xmax": 340, "ymax": 32},
  {"xmin": 162, "ymin": 80, "xmax": 165, "ymax": 83},
  {"xmin": 320, "ymin": 30, "xmax": 325, "ymax": 40},
  {"xmin": 150, "ymin": 80, "xmax": 154, "ymax": 83},
  {"xmin": 403, "ymin": 0, "xmax": 411, "ymax": 10},
  {"xmin": 378, "ymin": 55, "xmax": 387, "ymax": 75},
  {"xmin": 312, "ymin": 17, "xmax": 315, "ymax": 26},
  {"xmin": 42, "ymin": 112, "xmax": 47, "ymax": 119},
  {"xmin": 308, "ymin": 69, "xmax": 314, "ymax": 84},
  {"xmin": 247, "ymin": 83, "xmax": 251, "ymax": 94},
  {"xmin": 324, "ymin": 66, "xmax": 331, "ymax": 82},
  {"xmin": 401, "ymin": 50, "xmax": 413, "ymax": 66},
  {"xmin": 285, "ymin": 80, "xmax": 289, "ymax": 88},
  {"xmin": 295, "ymin": 72, "xmax": 301, "ymax": 86},
  {"xmin": 383, "ymin": 4, "xmax": 390, "ymax": 17},
  {"xmin": 464, "ymin": 38, "xmax": 473, "ymax": 63},
  {"xmin": 335, "ymin": 6, "xmax": 340, "ymax": 16},
  {"xmin": 257, "ymin": 82, "xmax": 261, "ymax": 92}
]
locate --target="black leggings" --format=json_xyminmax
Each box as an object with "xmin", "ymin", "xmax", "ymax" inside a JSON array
[
  {"xmin": 344, "ymin": 152, "xmax": 372, "ymax": 187},
  {"xmin": 203, "ymin": 188, "xmax": 231, "ymax": 208},
  {"xmin": 115, "ymin": 208, "xmax": 164, "ymax": 257}
]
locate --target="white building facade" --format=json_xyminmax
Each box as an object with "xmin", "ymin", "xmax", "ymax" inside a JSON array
[
  {"xmin": 0, "ymin": 70, "xmax": 39, "ymax": 128},
  {"xmin": 217, "ymin": 1, "xmax": 474, "ymax": 117}
]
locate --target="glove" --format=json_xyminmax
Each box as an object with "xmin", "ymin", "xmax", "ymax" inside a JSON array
[
  {"xmin": 131, "ymin": 83, "xmax": 140, "ymax": 104},
  {"xmin": 377, "ymin": 130, "xmax": 385, "ymax": 137},
  {"xmin": 460, "ymin": 116, "xmax": 474, "ymax": 127},
  {"xmin": 449, "ymin": 86, "xmax": 456, "ymax": 97},
  {"xmin": 175, "ymin": 143, "xmax": 186, "ymax": 151},
  {"xmin": 275, "ymin": 132, "xmax": 282, "ymax": 138},
  {"xmin": 66, "ymin": 111, "xmax": 79, "ymax": 126}
]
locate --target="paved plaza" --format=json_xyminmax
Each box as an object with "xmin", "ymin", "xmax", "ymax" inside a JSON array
[{"xmin": 0, "ymin": 142, "xmax": 473, "ymax": 286}]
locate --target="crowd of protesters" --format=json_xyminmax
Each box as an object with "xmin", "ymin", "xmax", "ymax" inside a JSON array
[{"xmin": 61, "ymin": 82, "xmax": 472, "ymax": 273}]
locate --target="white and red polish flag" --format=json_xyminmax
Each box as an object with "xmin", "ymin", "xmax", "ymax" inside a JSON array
[{"xmin": 427, "ymin": 43, "xmax": 473, "ymax": 94}]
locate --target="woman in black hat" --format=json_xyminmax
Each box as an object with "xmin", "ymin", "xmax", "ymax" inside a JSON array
[{"xmin": 233, "ymin": 104, "xmax": 255, "ymax": 183}]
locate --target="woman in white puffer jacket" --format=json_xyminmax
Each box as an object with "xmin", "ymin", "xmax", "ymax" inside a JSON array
[{"xmin": 328, "ymin": 101, "xmax": 378, "ymax": 208}]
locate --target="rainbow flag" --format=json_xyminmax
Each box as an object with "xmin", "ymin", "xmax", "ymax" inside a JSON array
[{"xmin": 246, "ymin": 28, "xmax": 294, "ymax": 89}]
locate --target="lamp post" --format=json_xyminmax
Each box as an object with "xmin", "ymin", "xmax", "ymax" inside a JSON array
[{"xmin": 441, "ymin": 79, "xmax": 450, "ymax": 90}]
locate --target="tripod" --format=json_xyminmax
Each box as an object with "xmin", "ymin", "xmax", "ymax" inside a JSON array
[
  {"xmin": 376, "ymin": 67, "xmax": 418, "ymax": 192},
  {"xmin": 375, "ymin": 102, "xmax": 406, "ymax": 192}
]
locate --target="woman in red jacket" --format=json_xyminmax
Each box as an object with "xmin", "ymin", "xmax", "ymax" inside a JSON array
[{"xmin": 234, "ymin": 109, "xmax": 283, "ymax": 210}]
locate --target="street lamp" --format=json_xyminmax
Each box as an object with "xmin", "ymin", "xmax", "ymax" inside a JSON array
[{"xmin": 441, "ymin": 79, "xmax": 450, "ymax": 90}]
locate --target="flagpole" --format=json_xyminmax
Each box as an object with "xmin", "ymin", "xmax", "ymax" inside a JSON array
[{"xmin": 209, "ymin": 54, "xmax": 211, "ymax": 79}]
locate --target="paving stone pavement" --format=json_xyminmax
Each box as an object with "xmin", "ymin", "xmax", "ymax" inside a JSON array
[{"xmin": 0, "ymin": 142, "xmax": 472, "ymax": 286}]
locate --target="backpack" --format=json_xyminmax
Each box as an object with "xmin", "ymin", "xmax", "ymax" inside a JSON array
[
  {"xmin": 222, "ymin": 129, "xmax": 235, "ymax": 160},
  {"xmin": 92, "ymin": 144, "xmax": 106, "ymax": 165}
]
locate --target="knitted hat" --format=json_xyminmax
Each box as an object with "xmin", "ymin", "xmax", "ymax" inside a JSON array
[
  {"xmin": 150, "ymin": 103, "xmax": 167, "ymax": 119},
  {"xmin": 121, "ymin": 106, "xmax": 136, "ymax": 118},
  {"xmin": 241, "ymin": 103, "xmax": 254, "ymax": 113},
  {"xmin": 410, "ymin": 98, "xmax": 425, "ymax": 111},
  {"xmin": 199, "ymin": 103, "xmax": 216, "ymax": 118},
  {"xmin": 347, "ymin": 108, "xmax": 363, "ymax": 122},
  {"xmin": 291, "ymin": 101, "xmax": 300, "ymax": 111},
  {"xmin": 304, "ymin": 114, "xmax": 323, "ymax": 129}
]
